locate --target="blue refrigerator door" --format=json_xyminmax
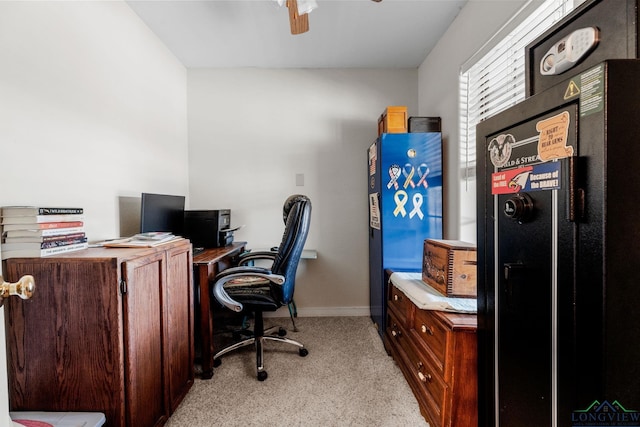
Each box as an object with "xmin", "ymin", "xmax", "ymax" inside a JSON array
[
  {"xmin": 368, "ymin": 132, "xmax": 443, "ymax": 336},
  {"xmin": 380, "ymin": 132, "xmax": 443, "ymax": 270}
]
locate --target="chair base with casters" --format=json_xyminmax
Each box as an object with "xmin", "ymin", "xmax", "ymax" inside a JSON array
[{"xmin": 212, "ymin": 309, "xmax": 308, "ymax": 381}]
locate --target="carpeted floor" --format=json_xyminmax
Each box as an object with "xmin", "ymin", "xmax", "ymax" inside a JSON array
[{"xmin": 166, "ymin": 316, "xmax": 429, "ymax": 427}]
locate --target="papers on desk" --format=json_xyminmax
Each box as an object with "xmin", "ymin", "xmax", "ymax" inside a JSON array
[
  {"xmin": 390, "ymin": 272, "xmax": 477, "ymax": 313},
  {"xmin": 132, "ymin": 231, "xmax": 175, "ymax": 241},
  {"xmin": 100, "ymin": 234, "xmax": 182, "ymax": 248}
]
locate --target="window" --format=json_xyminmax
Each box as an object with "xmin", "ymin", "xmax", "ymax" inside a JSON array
[{"xmin": 459, "ymin": 0, "xmax": 581, "ymax": 186}]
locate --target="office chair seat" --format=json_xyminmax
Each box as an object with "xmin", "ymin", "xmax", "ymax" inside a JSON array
[
  {"xmin": 225, "ymin": 278, "xmax": 279, "ymax": 311},
  {"xmin": 210, "ymin": 194, "xmax": 312, "ymax": 381}
]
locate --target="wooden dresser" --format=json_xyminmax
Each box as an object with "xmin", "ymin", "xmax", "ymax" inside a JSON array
[
  {"xmin": 383, "ymin": 272, "xmax": 478, "ymax": 427},
  {"xmin": 3, "ymin": 239, "xmax": 194, "ymax": 427}
]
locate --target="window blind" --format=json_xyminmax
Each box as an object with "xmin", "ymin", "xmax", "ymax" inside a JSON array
[{"xmin": 459, "ymin": 0, "xmax": 579, "ymax": 185}]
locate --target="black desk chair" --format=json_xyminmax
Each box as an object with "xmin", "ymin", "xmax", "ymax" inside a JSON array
[{"xmin": 210, "ymin": 194, "xmax": 312, "ymax": 381}]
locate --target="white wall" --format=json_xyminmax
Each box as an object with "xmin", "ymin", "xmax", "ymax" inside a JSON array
[
  {"xmin": 188, "ymin": 68, "xmax": 418, "ymax": 315},
  {"xmin": 0, "ymin": 1, "xmax": 189, "ymax": 241},
  {"xmin": 417, "ymin": 0, "xmax": 528, "ymax": 242},
  {"xmin": 0, "ymin": 1, "xmax": 188, "ymax": 422}
]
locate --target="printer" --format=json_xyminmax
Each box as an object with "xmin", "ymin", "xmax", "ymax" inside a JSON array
[{"xmin": 183, "ymin": 209, "xmax": 234, "ymax": 248}]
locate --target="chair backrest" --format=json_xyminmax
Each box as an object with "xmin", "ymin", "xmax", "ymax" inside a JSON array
[{"xmin": 271, "ymin": 194, "xmax": 312, "ymax": 304}]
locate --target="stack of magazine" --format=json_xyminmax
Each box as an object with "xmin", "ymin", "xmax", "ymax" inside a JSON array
[
  {"xmin": 102, "ymin": 231, "xmax": 179, "ymax": 248},
  {"xmin": 1, "ymin": 206, "xmax": 87, "ymax": 260}
]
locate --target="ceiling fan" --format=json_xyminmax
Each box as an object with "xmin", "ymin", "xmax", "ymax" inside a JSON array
[
  {"xmin": 286, "ymin": 0, "xmax": 312, "ymax": 35},
  {"xmin": 279, "ymin": 0, "xmax": 382, "ymax": 35}
]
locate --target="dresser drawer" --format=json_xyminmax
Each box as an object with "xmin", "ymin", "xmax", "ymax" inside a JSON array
[
  {"xmin": 386, "ymin": 310, "xmax": 445, "ymax": 427},
  {"xmin": 386, "ymin": 307, "xmax": 409, "ymax": 356},
  {"xmin": 386, "ymin": 310, "xmax": 405, "ymax": 343},
  {"xmin": 404, "ymin": 336, "xmax": 446, "ymax": 427},
  {"xmin": 411, "ymin": 308, "xmax": 448, "ymax": 374},
  {"xmin": 388, "ymin": 285, "xmax": 413, "ymax": 327}
]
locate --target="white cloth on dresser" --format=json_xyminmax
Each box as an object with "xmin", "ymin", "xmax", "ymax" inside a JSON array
[{"xmin": 389, "ymin": 272, "xmax": 477, "ymax": 313}]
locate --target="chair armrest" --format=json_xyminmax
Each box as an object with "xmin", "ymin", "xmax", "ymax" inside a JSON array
[
  {"xmin": 237, "ymin": 250, "xmax": 277, "ymax": 266},
  {"xmin": 211, "ymin": 266, "xmax": 285, "ymax": 312}
]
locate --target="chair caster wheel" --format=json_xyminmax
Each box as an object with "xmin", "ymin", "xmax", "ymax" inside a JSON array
[
  {"xmin": 299, "ymin": 348, "xmax": 309, "ymax": 357},
  {"xmin": 213, "ymin": 358, "xmax": 221, "ymax": 367},
  {"xmin": 257, "ymin": 370, "xmax": 268, "ymax": 381},
  {"xmin": 278, "ymin": 327, "xmax": 287, "ymax": 337}
]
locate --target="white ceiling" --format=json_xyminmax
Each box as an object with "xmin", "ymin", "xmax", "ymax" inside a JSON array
[{"xmin": 126, "ymin": 0, "xmax": 468, "ymax": 69}]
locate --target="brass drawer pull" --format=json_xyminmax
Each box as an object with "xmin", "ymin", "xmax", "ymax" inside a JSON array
[
  {"xmin": 417, "ymin": 371, "xmax": 432, "ymax": 382},
  {"xmin": 391, "ymin": 324, "xmax": 401, "ymax": 338},
  {"xmin": 421, "ymin": 324, "xmax": 434, "ymax": 335}
]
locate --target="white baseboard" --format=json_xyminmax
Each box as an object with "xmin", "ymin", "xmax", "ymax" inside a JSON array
[{"xmin": 263, "ymin": 306, "xmax": 370, "ymax": 318}]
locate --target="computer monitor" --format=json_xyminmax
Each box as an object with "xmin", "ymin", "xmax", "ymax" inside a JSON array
[{"xmin": 140, "ymin": 193, "xmax": 185, "ymax": 234}]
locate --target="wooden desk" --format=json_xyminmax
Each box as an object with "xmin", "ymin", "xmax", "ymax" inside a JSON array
[{"xmin": 192, "ymin": 241, "xmax": 246, "ymax": 379}]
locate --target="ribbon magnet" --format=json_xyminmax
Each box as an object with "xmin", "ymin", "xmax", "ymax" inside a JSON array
[
  {"xmin": 416, "ymin": 163, "xmax": 430, "ymax": 188},
  {"xmin": 403, "ymin": 164, "xmax": 416, "ymax": 189},
  {"xmin": 387, "ymin": 164, "xmax": 401, "ymax": 190},
  {"xmin": 393, "ymin": 190, "xmax": 408, "ymax": 217},
  {"xmin": 409, "ymin": 193, "xmax": 424, "ymax": 220}
]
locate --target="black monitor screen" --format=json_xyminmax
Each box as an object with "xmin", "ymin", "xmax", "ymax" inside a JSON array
[{"xmin": 140, "ymin": 193, "xmax": 185, "ymax": 234}]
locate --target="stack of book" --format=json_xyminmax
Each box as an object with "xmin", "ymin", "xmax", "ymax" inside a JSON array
[{"xmin": 1, "ymin": 206, "xmax": 88, "ymax": 260}]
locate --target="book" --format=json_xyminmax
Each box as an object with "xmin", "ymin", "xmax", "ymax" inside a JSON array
[
  {"xmin": 1, "ymin": 214, "xmax": 84, "ymax": 225},
  {"xmin": 1, "ymin": 221, "xmax": 84, "ymax": 231},
  {"xmin": 1, "ymin": 206, "xmax": 83, "ymax": 216},
  {"xmin": 3, "ymin": 232, "xmax": 86, "ymax": 245},
  {"xmin": 2, "ymin": 236, "xmax": 88, "ymax": 251},
  {"xmin": 0, "ymin": 242, "xmax": 88, "ymax": 260},
  {"xmin": 3, "ymin": 226, "xmax": 85, "ymax": 239}
]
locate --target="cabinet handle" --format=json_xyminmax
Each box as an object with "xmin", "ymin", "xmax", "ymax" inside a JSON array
[
  {"xmin": 417, "ymin": 371, "xmax": 432, "ymax": 382},
  {"xmin": 421, "ymin": 324, "xmax": 434, "ymax": 335},
  {"xmin": 393, "ymin": 294, "xmax": 401, "ymax": 301},
  {"xmin": 0, "ymin": 275, "xmax": 35, "ymax": 307},
  {"xmin": 416, "ymin": 361, "xmax": 423, "ymax": 369}
]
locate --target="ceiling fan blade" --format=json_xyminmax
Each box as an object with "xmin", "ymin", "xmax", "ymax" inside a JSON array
[{"xmin": 287, "ymin": 0, "xmax": 309, "ymax": 35}]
